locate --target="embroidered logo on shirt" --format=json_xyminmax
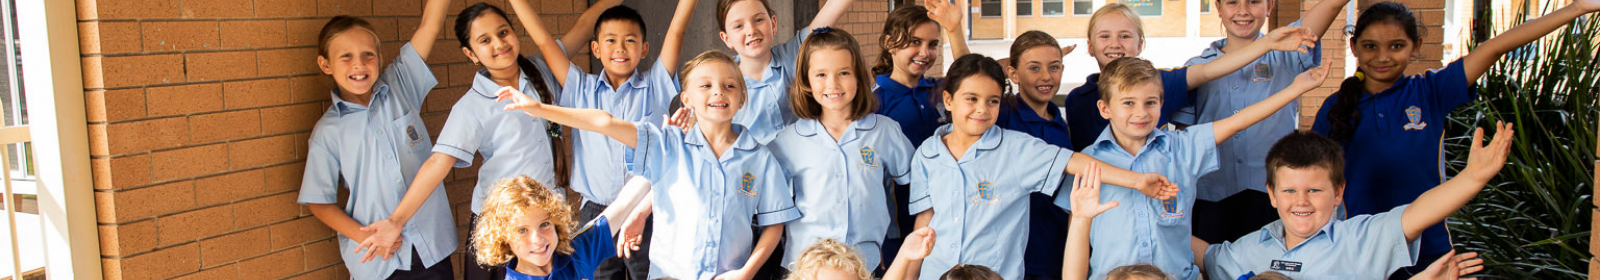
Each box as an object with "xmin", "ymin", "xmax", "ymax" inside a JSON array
[
  {"xmin": 1160, "ymin": 197, "xmax": 1184, "ymax": 219},
  {"xmin": 406, "ymin": 125, "xmax": 422, "ymax": 147},
  {"xmin": 1251, "ymin": 62, "xmax": 1273, "ymax": 83},
  {"xmin": 739, "ymin": 172, "xmax": 759, "ymax": 197},
  {"xmin": 1403, "ymin": 106, "xmax": 1427, "ymax": 131},
  {"xmin": 971, "ymin": 180, "xmax": 998, "ymax": 205},
  {"xmin": 1269, "ymin": 260, "xmax": 1303, "ymax": 272},
  {"xmin": 859, "ymin": 146, "xmax": 879, "ymax": 168}
]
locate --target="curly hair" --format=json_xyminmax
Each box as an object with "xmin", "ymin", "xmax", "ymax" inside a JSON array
[
  {"xmin": 1106, "ymin": 263, "xmax": 1171, "ymax": 280},
  {"xmin": 873, "ymin": 5, "xmax": 937, "ymax": 76},
  {"xmin": 472, "ymin": 175, "xmax": 577, "ymax": 267},
  {"xmin": 784, "ymin": 239, "xmax": 872, "ymax": 280}
]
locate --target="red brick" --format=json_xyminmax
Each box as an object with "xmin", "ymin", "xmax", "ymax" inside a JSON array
[
  {"xmin": 151, "ymin": 143, "xmax": 229, "ymax": 181},
  {"xmin": 447, "ymin": 63, "xmax": 478, "ymax": 87},
  {"xmin": 229, "ymin": 134, "xmax": 298, "ymax": 169},
  {"xmin": 318, "ymin": 0, "xmax": 373, "ymax": 17},
  {"xmin": 291, "ymin": 75, "xmax": 334, "ymax": 102},
  {"xmin": 142, "ymin": 21, "xmax": 220, "ymax": 51},
  {"xmin": 303, "ymin": 238, "xmax": 342, "ymax": 269},
  {"xmin": 261, "ymin": 102, "xmax": 325, "ymax": 134},
  {"xmin": 114, "ymin": 243, "xmax": 200, "ymax": 279},
  {"xmin": 173, "ymin": 263, "xmax": 239, "ymax": 280},
  {"xmin": 80, "ymin": 21, "xmax": 142, "ymax": 55},
  {"xmin": 98, "ymin": 219, "xmax": 157, "ymax": 257},
  {"xmin": 97, "ymin": 88, "xmax": 147, "ymax": 122},
  {"xmin": 256, "ymin": 0, "xmax": 318, "ymax": 18},
  {"xmin": 88, "ymin": 124, "xmax": 109, "ymax": 157},
  {"xmin": 185, "ymin": 51, "xmax": 259, "ymax": 82},
  {"xmin": 224, "ymin": 78, "xmax": 291, "ymax": 109},
  {"xmin": 199, "ymin": 226, "xmax": 270, "ymax": 267},
  {"xmin": 222, "ymin": 20, "xmax": 289, "ymax": 49},
  {"xmin": 238, "ymin": 247, "xmax": 305, "ymax": 280},
  {"xmin": 235, "ymin": 192, "xmax": 299, "ymax": 229},
  {"xmin": 263, "ymin": 162, "xmax": 306, "ymax": 193},
  {"xmin": 287, "ymin": 264, "xmax": 343, "ymax": 280},
  {"xmin": 287, "ymin": 19, "xmax": 327, "ymax": 47},
  {"xmin": 104, "ymin": 116, "xmax": 189, "ymax": 155},
  {"xmin": 195, "ymin": 169, "xmax": 267, "ymax": 206},
  {"xmin": 146, "ymin": 83, "xmax": 224, "ymax": 117},
  {"xmin": 158, "ymin": 205, "xmax": 236, "ymax": 245},
  {"xmin": 373, "ymin": 0, "xmax": 423, "ymax": 16},
  {"xmin": 258, "ymin": 47, "xmax": 321, "ymax": 76},
  {"xmin": 100, "ymin": 258, "xmax": 121, "ymax": 280},
  {"xmin": 189, "ymin": 109, "xmax": 262, "ymax": 143},
  {"xmin": 100, "ymin": 180, "xmax": 196, "ymax": 223},
  {"xmin": 270, "ymin": 216, "xmax": 333, "ymax": 250},
  {"xmin": 94, "ymin": 0, "xmax": 182, "ymax": 19},
  {"xmin": 102, "ymin": 54, "xmax": 185, "ymax": 88},
  {"xmin": 81, "ymin": 56, "xmax": 104, "ymax": 90},
  {"xmin": 94, "ymin": 154, "xmax": 152, "ymax": 190},
  {"xmin": 366, "ymin": 18, "xmax": 402, "ymax": 42},
  {"xmin": 180, "ymin": 0, "xmax": 252, "ymax": 18}
]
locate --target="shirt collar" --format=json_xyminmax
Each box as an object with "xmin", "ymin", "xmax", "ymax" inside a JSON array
[
  {"xmin": 471, "ymin": 69, "xmax": 534, "ymax": 98},
  {"xmin": 504, "ymin": 256, "xmax": 570, "ymax": 280},
  {"xmin": 1088, "ymin": 126, "xmax": 1172, "ymax": 156},
  {"xmin": 735, "ymin": 54, "xmax": 787, "ymax": 84},
  {"xmin": 794, "ymin": 116, "xmax": 879, "ymax": 136},
  {"xmin": 683, "ymin": 124, "xmax": 760, "ymax": 151},
  {"xmin": 1258, "ymin": 215, "xmax": 1340, "ymax": 248},
  {"xmin": 919, "ymin": 124, "xmax": 1004, "ymax": 158},
  {"xmin": 330, "ymin": 83, "xmax": 390, "ymax": 116},
  {"xmin": 599, "ymin": 64, "xmax": 652, "ymax": 91},
  {"xmin": 1012, "ymin": 99, "xmax": 1065, "ymax": 124}
]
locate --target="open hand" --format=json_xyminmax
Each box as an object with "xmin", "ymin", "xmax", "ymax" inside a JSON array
[
  {"xmin": 1410, "ymin": 250, "xmax": 1484, "ymax": 280},
  {"xmin": 495, "ymin": 86, "xmax": 544, "ymax": 115},
  {"xmin": 1289, "ymin": 59, "xmax": 1332, "ymax": 92},
  {"xmin": 899, "ymin": 227, "xmax": 937, "ymax": 261},
  {"xmin": 666, "ymin": 107, "xmax": 695, "ymax": 131},
  {"xmin": 925, "ymin": 0, "xmax": 964, "ymax": 32},
  {"xmin": 616, "ymin": 208, "xmax": 649, "ymax": 259},
  {"xmin": 1463, "ymin": 121, "xmax": 1514, "ymax": 182},
  {"xmin": 1264, "ymin": 26, "xmax": 1317, "ymax": 53},
  {"xmin": 1133, "ymin": 172, "xmax": 1179, "ymax": 200},
  {"xmin": 1070, "ymin": 162, "xmax": 1120, "ymax": 218}
]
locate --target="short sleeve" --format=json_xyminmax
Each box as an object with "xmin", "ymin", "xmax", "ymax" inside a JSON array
[
  {"xmin": 1425, "ymin": 59, "xmax": 1477, "ymax": 112},
  {"xmin": 432, "ymin": 101, "xmax": 483, "ymax": 167},
  {"xmin": 299, "ymin": 135, "xmax": 342, "ymax": 204},
  {"xmin": 381, "ymin": 43, "xmax": 440, "ymax": 106},
  {"xmin": 1159, "ymin": 68, "xmax": 1194, "ymax": 125},
  {"xmin": 561, "ymin": 61, "xmax": 603, "ymax": 108},
  {"xmin": 1311, "ymin": 95, "xmax": 1336, "ymax": 136},
  {"xmin": 1287, "ymin": 20, "xmax": 1324, "ymax": 71},
  {"xmin": 754, "ymin": 156, "xmax": 802, "ymax": 226},
  {"xmin": 773, "ymin": 28, "xmax": 814, "ymax": 64},
  {"xmin": 907, "ymin": 153, "xmax": 933, "ymax": 215},
  {"xmin": 1346, "ymin": 205, "xmax": 1422, "ymax": 272},
  {"xmin": 630, "ymin": 122, "xmax": 677, "ymax": 182},
  {"xmin": 1178, "ymin": 124, "xmax": 1221, "ymax": 177},
  {"xmin": 645, "ymin": 59, "xmax": 681, "ymax": 117},
  {"xmin": 1203, "ymin": 242, "xmax": 1250, "ymax": 280},
  {"xmin": 572, "ymin": 216, "xmax": 618, "ymax": 270},
  {"xmin": 881, "ymin": 119, "xmax": 917, "ymax": 185},
  {"xmin": 1012, "ymin": 133, "xmax": 1075, "ymax": 195}
]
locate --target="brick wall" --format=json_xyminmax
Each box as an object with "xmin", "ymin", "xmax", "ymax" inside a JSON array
[
  {"xmin": 832, "ymin": 0, "xmax": 892, "ymax": 67},
  {"xmin": 79, "ymin": 0, "xmax": 592, "ymax": 279}
]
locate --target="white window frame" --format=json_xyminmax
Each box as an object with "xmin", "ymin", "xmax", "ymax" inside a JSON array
[
  {"xmin": 1072, "ymin": 0, "xmax": 1094, "ymax": 16},
  {"xmin": 981, "ymin": 0, "xmax": 1004, "ymax": 18},
  {"xmin": 1041, "ymin": 0, "xmax": 1066, "ymax": 17}
]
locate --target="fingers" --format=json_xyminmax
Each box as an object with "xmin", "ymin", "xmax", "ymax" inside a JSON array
[
  {"xmin": 1062, "ymin": 44, "xmax": 1077, "ymax": 56},
  {"xmin": 1097, "ymin": 201, "xmax": 1119, "ymax": 213}
]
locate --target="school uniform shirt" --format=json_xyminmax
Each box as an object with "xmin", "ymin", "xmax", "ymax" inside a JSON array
[
  {"xmin": 908, "ymin": 124, "xmax": 1075, "ymax": 280},
  {"xmin": 769, "ymin": 115, "xmax": 916, "ymax": 270},
  {"xmin": 631, "ymin": 123, "xmax": 803, "ymax": 280},
  {"xmin": 874, "ymin": 74, "xmax": 944, "ymax": 147},
  {"xmin": 1055, "ymin": 124, "xmax": 1220, "ymax": 280},
  {"xmin": 1311, "ymin": 59, "xmax": 1475, "ymax": 257},
  {"xmin": 1179, "ymin": 20, "xmax": 1322, "ymax": 202},
  {"xmin": 1203, "ymin": 205, "xmax": 1422, "ymax": 280},
  {"xmin": 994, "ymin": 97, "xmax": 1074, "ymax": 279},
  {"xmin": 435, "ymin": 54, "xmax": 564, "ymax": 214},
  {"xmin": 298, "ymin": 43, "xmax": 458, "ymax": 280},
  {"xmin": 1062, "ymin": 68, "xmax": 1193, "ymax": 151},
  {"xmin": 503, "ymin": 216, "xmax": 618, "ymax": 280},
  {"xmin": 733, "ymin": 28, "xmax": 812, "ymax": 144},
  {"xmin": 561, "ymin": 59, "xmax": 677, "ymax": 206}
]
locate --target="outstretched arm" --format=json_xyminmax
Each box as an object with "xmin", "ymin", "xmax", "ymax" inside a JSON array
[
  {"xmin": 409, "ymin": 0, "xmax": 454, "ymax": 60},
  {"xmin": 662, "ymin": 0, "xmax": 700, "ymax": 76},
  {"xmin": 884, "ymin": 227, "xmax": 935, "ymax": 280},
  {"xmin": 927, "ymin": 0, "xmax": 970, "ymax": 58},
  {"xmin": 508, "ymin": 0, "xmax": 573, "ymax": 86},
  {"xmin": 716, "ymin": 224, "xmax": 785, "ymax": 280},
  {"xmin": 1064, "ymin": 153, "xmax": 1180, "ymax": 200},
  {"xmin": 1401, "ymin": 122, "xmax": 1514, "ymax": 241},
  {"xmin": 1301, "ymin": 0, "xmax": 1353, "ymax": 38},
  {"xmin": 1063, "ymin": 163, "xmax": 1117, "ymax": 280},
  {"xmin": 597, "ymin": 177, "xmax": 652, "ymax": 236},
  {"xmin": 1185, "ymin": 26, "xmax": 1316, "ymax": 89},
  {"xmin": 560, "ymin": 0, "xmax": 624, "ymax": 57},
  {"xmin": 498, "ymin": 86, "xmax": 640, "ymax": 147},
  {"xmin": 806, "ymin": 0, "xmax": 857, "ymax": 31},
  {"xmin": 1211, "ymin": 60, "xmax": 1330, "ymax": 144},
  {"xmin": 358, "ymin": 153, "xmax": 456, "ymax": 262},
  {"xmin": 1462, "ymin": 1, "xmax": 1599, "ymax": 80}
]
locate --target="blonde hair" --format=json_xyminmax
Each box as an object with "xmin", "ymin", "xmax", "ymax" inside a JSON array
[
  {"xmin": 1087, "ymin": 4, "xmax": 1146, "ymax": 48},
  {"xmin": 680, "ymin": 51, "xmax": 748, "ymax": 92},
  {"xmin": 472, "ymin": 176, "xmax": 577, "ymax": 267},
  {"xmin": 1248, "ymin": 271, "xmax": 1295, "ymax": 280},
  {"xmin": 939, "ymin": 264, "xmax": 1002, "ymax": 280},
  {"xmin": 791, "ymin": 28, "xmax": 878, "ymax": 121},
  {"xmin": 1097, "ymin": 57, "xmax": 1161, "ymax": 101},
  {"xmin": 1106, "ymin": 264, "xmax": 1171, "ymax": 280},
  {"xmin": 784, "ymin": 239, "xmax": 872, "ymax": 280}
]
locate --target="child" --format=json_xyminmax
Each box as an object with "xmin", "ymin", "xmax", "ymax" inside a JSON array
[
  {"xmin": 995, "ymin": 29, "xmax": 1077, "ymax": 280},
  {"xmin": 784, "ymin": 239, "xmax": 875, "ymax": 280},
  {"xmin": 1311, "ymin": 2, "xmax": 1596, "ymax": 276},
  {"xmin": 296, "ymin": 0, "xmax": 456, "ymax": 278},
  {"xmin": 1195, "ymin": 124, "xmax": 1514, "ymax": 280},
  {"xmin": 907, "ymin": 54, "xmax": 1178, "ymax": 280},
  {"xmin": 1059, "ymin": 163, "xmax": 1178, "ymax": 280},
  {"xmin": 938, "ymin": 265, "xmax": 1003, "ymax": 280},
  {"xmin": 769, "ymin": 27, "xmax": 916, "ymax": 272},
  {"xmin": 1057, "ymin": 56, "xmax": 1328, "ymax": 280},
  {"xmin": 718, "ymin": 0, "xmax": 857, "ymax": 143},
  {"xmin": 1060, "ymin": 3, "xmax": 1316, "ymax": 150},
  {"xmin": 1179, "ymin": 0, "xmax": 1351, "ymax": 246},
  {"xmin": 500, "ymin": 51, "xmax": 800, "ymax": 280},
  {"xmin": 471, "ymin": 175, "xmax": 649, "ymax": 280},
  {"xmin": 872, "ymin": 0, "xmax": 971, "ymax": 146}
]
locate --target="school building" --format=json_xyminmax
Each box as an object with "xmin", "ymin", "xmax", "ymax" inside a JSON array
[{"xmin": 966, "ymin": 0, "xmax": 1226, "ymax": 39}]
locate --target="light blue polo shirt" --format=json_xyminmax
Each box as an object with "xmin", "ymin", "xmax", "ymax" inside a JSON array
[
  {"xmin": 1177, "ymin": 20, "xmax": 1322, "ymax": 201},
  {"xmin": 1055, "ymin": 124, "xmax": 1220, "ymax": 280},
  {"xmin": 769, "ymin": 115, "xmax": 916, "ymax": 270},
  {"xmin": 434, "ymin": 55, "xmax": 564, "ymax": 214},
  {"xmin": 732, "ymin": 28, "xmax": 813, "ymax": 143},
  {"xmin": 908, "ymin": 124, "xmax": 1074, "ymax": 280},
  {"xmin": 298, "ymin": 43, "xmax": 458, "ymax": 280},
  {"xmin": 631, "ymin": 122, "xmax": 803, "ymax": 280},
  {"xmin": 561, "ymin": 59, "xmax": 678, "ymax": 206},
  {"xmin": 1204, "ymin": 205, "xmax": 1421, "ymax": 280}
]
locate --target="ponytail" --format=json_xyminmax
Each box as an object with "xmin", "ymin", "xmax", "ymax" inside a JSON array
[
  {"xmin": 1326, "ymin": 72, "xmax": 1365, "ymax": 142},
  {"xmin": 514, "ymin": 56, "xmax": 572, "ymax": 189}
]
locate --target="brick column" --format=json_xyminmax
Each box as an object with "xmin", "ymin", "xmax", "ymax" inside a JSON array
[{"xmin": 1282, "ymin": 0, "xmax": 1351, "ymax": 130}]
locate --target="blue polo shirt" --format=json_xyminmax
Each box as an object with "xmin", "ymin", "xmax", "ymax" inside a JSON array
[
  {"xmin": 436, "ymin": 55, "xmax": 564, "ymax": 214},
  {"xmin": 1311, "ymin": 60, "xmax": 1476, "ymax": 257},
  {"xmin": 873, "ymin": 74, "xmax": 944, "ymax": 147},
  {"xmin": 770, "ymin": 115, "xmax": 915, "ymax": 270},
  {"xmin": 1062, "ymin": 68, "xmax": 1193, "ymax": 150},
  {"xmin": 561, "ymin": 59, "xmax": 678, "ymax": 206},
  {"xmin": 503, "ymin": 217, "xmax": 617, "ymax": 280},
  {"xmin": 995, "ymin": 97, "xmax": 1073, "ymax": 279},
  {"xmin": 734, "ymin": 28, "xmax": 813, "ymax": 143},
  {"xmin": 1204, "ymin": 205, "xmax": 1422, "ymax": 280}
]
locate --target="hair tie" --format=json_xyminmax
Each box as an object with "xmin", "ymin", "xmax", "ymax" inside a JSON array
[{"xmin": 812, "ymin": 26, "xmax": 833, "ymax": 35}]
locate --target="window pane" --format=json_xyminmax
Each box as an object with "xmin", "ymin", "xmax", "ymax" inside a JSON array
[
  {"xmin": 0, "ymin": 0, "xmax": 21, "ymax": 128},
  {"xmin": 0, "ymin": 142, "xmax": 40, "ymax": 280},
  {"xmin": 1123, "ymin": 0, "xmax": 1161, "ymax": 16},
  {"xmin": 1017, "ymin": 0, "xmax": 1032, "ymax": 16},
  {"xmin": 1201, "ymin": 0, "xmax": 1211, "ymax": 13},
  {"xmin": 982, "ymin": 1, "xmax": 1002, "ymax": 17},
  {"xmin": 1073, "ymin": 0, "xmax": 1093, "ymax": 15},
  {"xmin": 1044, "ymin": 1, "xmax": 1065, "ymax": 15}
]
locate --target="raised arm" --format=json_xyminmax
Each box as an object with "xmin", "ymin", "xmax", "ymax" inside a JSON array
[
  {"xmin": 661, "ymin": 0, "xmax": 700, "ymax": 76},
  {"xmin": 1401, "ymin": 122, "xmax": 1513, "ymax": 241},
  {"xmin": 927, "ymin": 0, "xmax": 970, "ymax": 58},
  {"xmin": 1064, "ymin": 153, "xmax": 1180, "ymax": 200},
  {"xmin": 1211, "ymin": 61, "xmax": 1330, "ymax": 144},
  {"xmin": 1063, "ymin": 163, "xmax": 1117, "ymax": 280},
  {"xmin": 1462, "ymin": 1, "xmax": 1599, "ymax": 80},
  {"xmin": 409, "ymin": 0, "xmax": 454, "ymax": 59},
  {"xmin": 884, "ymin": 227, "xmax": 935, "ymax": 280},
  {"xmin": 508, "ymin": 0, "xmax": 573, "ymax": 86},
  {"xmin": 497, "ymin": 86, "xmax": 641, "ymax": 147},
  {"xmin": 597, "ymin": 176, "xmax": 652, "ymax": 236},
  {"xmin": 806, "ymin": 0, "xmax": 857, "ymax": 31},
  {"xmin": 1184, "ymin": 26, "xmax": 1316, "ymax": 89},
  {"xmin": 561, "ymin": 0, "xmax": 624, "ymax": 57},
  {"xmin": 1300, "ymin": 0, "xmax": 1352, "ymax": 38}
]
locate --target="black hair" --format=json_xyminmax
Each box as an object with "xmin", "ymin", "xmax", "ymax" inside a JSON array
[
  {"xmin": 936, "ymin": 54, "xmax": 1012, "ymax": 122},
  {"xmin": 453, "ymin": 2, "xmax": 571, "ymax": 188},
  {"xmin": 1265, "ymin": 130, "xmax": 1346, "ymax": 190},
  {"xmin": 1327, "ymin": 1, "xmax": 1421, "ymax": 141},
  {"xmin": 595, "ymin": 6, "xmax": 648, "ymax": 40}
]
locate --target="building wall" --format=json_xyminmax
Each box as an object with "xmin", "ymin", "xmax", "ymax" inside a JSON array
[{"xmin": 970, "ymin": 0, "xmax": 1212, "ymax": 39}]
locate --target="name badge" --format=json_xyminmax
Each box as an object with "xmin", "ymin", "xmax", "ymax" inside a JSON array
[{"xmin": 1270, "ymin": 260, "xmax": 1303, "ymax": 272}]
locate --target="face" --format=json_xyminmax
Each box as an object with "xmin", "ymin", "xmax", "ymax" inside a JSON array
[
  {"xmin": 509, "ymin": 206, "xmax": 560, "ymax": 268},
  {"xmin": 889, "ymin": 22, "xmax": 943, "ymax": 78},
  {"xmin": 1350, "ymin": 23, "xmax": 1417, "ymax": 87},
  {"xmin": 1266, "ymin": 166, "xmax": 1343, "ymax": 244},
  {"xmin": 318, "ymin": 29, "xmax": 382, "ymax": 96},
  {"xmin": 1009, "ymin": 46, "xmax": 1064, "ymax": 106},
  {"xmin": 592, "ymin": 21, "xmax": 649, "ymax": 79},
  {"xmin": 1216, "ymin": 0, "xmax": 1272, "ymax": 39},
  {"xmin": 719, "ymin": 0, "xmax": 779, "ymax": 58},
  {"xmin": 1097, "ymin": 82, "xmax": 1162, "ymax": 142},
  {"xmin": 462, "ymin": 14, "xmax": 524, "ymax": 73},
  {"xmin": 806, "ymin": 48, "xmax": 859, "ymax": 113},
  {"xmin": 812, "ymin": 268, "xmax": 863, "ymax": 280},
  {"xmin": 941, "ymin": 75, "xmax": 1003, "ymax": 137},
  {"xmin": 1087, "ymin": 13, "xmax": 1143, "ymax": 68},
  {"xmin": 681, "ymin": 61, "xmax": 748, "ymax": 123}
]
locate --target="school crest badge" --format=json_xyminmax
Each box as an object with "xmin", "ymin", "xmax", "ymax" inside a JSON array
[
  {"xmin": 739, "ymin": 172, "xmax": 759, "ymax": 197},
  {"xmin": 971, "ymin": 180, "xmax": 998, "ymax": 205},
  {"xmin": 406, "ymin": 124, "xmax": 422, "ymax": 147},
  {"xmin": 1250, "ymin": 62, "xmax": 1273, "ymax": 83},
  {"xmin": 1160, "ymin": 197, "xmax": 1184, "ymax": 219},
  {"xmin": 859, "ymin": 146, "xmax": 878, "ymax": 168},
  {"xmin": 1403, "ymin": 106, "xmax": 1427, "ymax": 131}
]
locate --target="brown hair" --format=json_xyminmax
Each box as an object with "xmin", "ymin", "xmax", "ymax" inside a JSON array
[
  {"xmin": 783, "ymin": 239, "xmax": 872, "ymax": 280},
  {"xmin": 453, "ymin": 3, "xmax": 572, "ymax": 190},
  {"xmin": 1265, "ymin": 130, "xmax": 1347, "ymax": 190},
  {"xmin": 1106, "ymin": 264, "xmax": 1171, "ymax": 280},
  {"xmin": 791, "ymin": 28, "xmax": 879, "ymax": 121},
  {"xmin": 1097, "ymin": 57, "xmax": 1162, "ymax": 101},
  {"xmin": 680, "ymin": 51, "xmax": 747, "ymax": 92},
  {"xmin": 939, "ymin": 264, "xmax": 1002, "ymax": 280},
  {"xmin": 1087, "ymin": 4, "xmax": 1146, "ymax": 49},
  {"xmin": 716, "ymin": 0, "xmax": 776, "ymax": 31},
  {"xmin": 1007, "ymin": 30, "xmax": 1062, "ymax": 68},
  {"xmin": 472, "ymin": 176, "xmax": 577, "ymax": 267},
  {"xmin": 873, "ymin": 5, "xmax": 938, "ymax": 76},
  {"xmin": 1248, "ymin": 271, "xmax": 1297, "ymax": 280},
  {"xmin": 316, "ymin": 16, "xmax": 381, "ymax": 57}
]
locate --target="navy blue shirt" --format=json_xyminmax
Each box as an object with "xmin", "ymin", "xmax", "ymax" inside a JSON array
[
  {"xmin": 1063, "ymin": 68, "xmax": 1194, "ymax": 150},
  {"xmin": 874, "ymin": 74, "xmax": 944, "ymax": 147},
  {"xmin": 504, "ymin": 216, "xmax": 617, "ymax": 280},
  {"xmin": 995, "ymin": 96, "xmax": 1073, "ymax": 278},
  {"xmin": 997, "ymin": 97, "xmax": 1073, "ymax": 149},
  {"xmin": 1312, "ymin": 60, "xmax": 1476, "ymax": 256}
]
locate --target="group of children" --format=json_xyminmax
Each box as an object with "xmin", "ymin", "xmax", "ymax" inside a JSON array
[{"xmin": 296, "ymin": 0, "xmax": 1600, "ymax": 279}]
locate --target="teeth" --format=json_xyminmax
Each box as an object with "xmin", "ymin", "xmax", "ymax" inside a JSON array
[
  {"xmin": 349, "ymin": 74, "xmax": 368, "ymax": 80},
  {"xmin": 709, "ymin": 103, "xmax": 729, "ymax": 108}
]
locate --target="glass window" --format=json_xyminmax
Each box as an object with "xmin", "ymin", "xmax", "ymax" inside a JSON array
[
  {"xmin": 1043, "ymin": 0, "xmax": 1065, "ymax": 16},
  {"xmin": 982, "ymin": 0, "xmax": 1003, "ymax": 17},
  {"xmin": 1123, "ymin": 0, "xmax": 1161, "ymax": 16},
  {"xmin": 1073, "ymin": 0, "xmax": 1093, "ymax": 15},
  {"xmin": 1017, "ymin": 0, "xmax": 1033, "ymax": 16},
  {"xmin": 1201, "ymin": 0, "xmax": 1211, "ymax": 13}
]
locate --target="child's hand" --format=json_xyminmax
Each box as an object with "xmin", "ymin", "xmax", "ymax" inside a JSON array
[
  {"xmin": 898, "ymin": 227, "xmax": 937, "ymax": 261},
  {"xmin": 1410, "ymin": 250, "xmax": 1484, "ymax": 280},
  {"xmin": 1062, "ymin": 44, "xmax": 1077, "ymax": 57},
  {"xmin": 1289, "ymin": 61, "xmax": 1332, "ymax": 92},
  {"xmin": 355, "ymin": 218, "xmax": 405, "ymax": 263},
  {"xmin": 1133, "ymin": 172, "xmax": 1178, "ymax": 200},
  {"xmin": 925, "ymin": 0, "xmax": 963, "ymax": 32},
  {"xmin": 1262, "ymin": 26, "xmax": 1317, "ymax": 53},
  {"xmin": 1462, "ymin": 121, "xmax": 1514, "ymax": 183},
  {"xmin": 494, "ymin": 86, "xmax": 544, "ymax": 115},
  {"xmin": 665, "ymin": 107, "xmax": 695, "ymax": 131},
  {"xmin": 616, "ymin": 207, "xmax": 650, "ymax": 259},
  {"xmin": 1069, "ymin": 162, "xmax": 1120, "ymax": 219},
  {"xmin": 712, "ymin": 268, "xmax": 755, "ymax": 280}
]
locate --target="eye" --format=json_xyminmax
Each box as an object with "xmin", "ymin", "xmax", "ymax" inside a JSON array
[
  {"xmin": 725, "ymin": 84, "xmax": 738, "ymax": 89},
  {"xmin": 1361, "ymin": 43, "xmax": 1377, "ymax": 49},
  {"xmin": 987, "ymin": 98, "xmax": 1001, "ymax": 105},
  {"xmin": 499, "ymin": 30, "xmax": 510, "ymax": 37},
  {"xmin": 516, "ymin": 227, "xmax": 528, "ymax": 234},
  {"xmin": 627, "ymin": 38, "xmax": 637, "ymax": 43},
  {"xmin": 1028, "ymin": 66, "xmax": 1040, "ymax": 72},
  {"xmin": 1307, "ymin": 189, "xmax": 1323, "ymax": 193},
  {"xmin": 964, "ymin": 96, "xmax": 978, "ymax": 102},
  {"xmin": 910, "ymin": 39, "xmax": 922, "ymax": 45},
  {"xmin": 699, "ymin": 83, "xmax": 712, "ymax": 89},
  {"xmin": 1120, "ymin": 34, "xmax": 1133, "ymax": 39},
  {"xmin": 539, "ymin": 221, "xmax": 553, "ymax": 228},
  {"xmin": 1097, "ymin": 34, "xmax": 1110, "ymax": 39},
  {"xmin": 1049, "ymin": 65, "xmax": 1062, "ymax": 72},
  {"xmin": 1390, "ymin": 43, "xmax": 1405, "ymax": 50},
  {"xmin": 1145, "ymin": 100, "xmax": 1158, "ymax": 106},
  {"xmin": 1122, "ymin": 101, "xmax": 1134, "ymax": 106},
  {"xmin": 1283, "ymin": 189, "xmax": 1297, "ymax": 194},
  {"xmin": 755, "ymin": 17, "xmax": 765, "ymax": 23}
]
